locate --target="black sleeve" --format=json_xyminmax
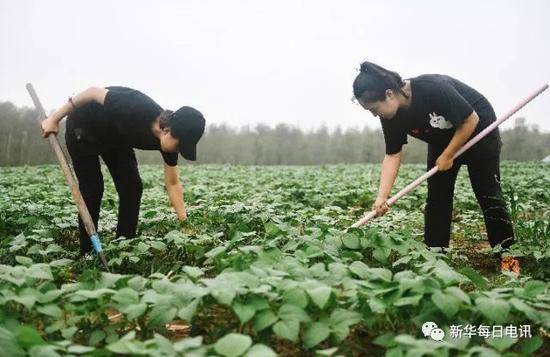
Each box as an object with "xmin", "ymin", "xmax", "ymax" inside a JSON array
[
  {"xmin": 431, "ymin": 82, "xmax": 474, "ymax": 128},
  {"xmin": 161, "ymin": 151, "xmax": 178, "ymax": 167},
  {"xmin": 380, "ymin": 118, "xmax": 407, "ymax": 155}
]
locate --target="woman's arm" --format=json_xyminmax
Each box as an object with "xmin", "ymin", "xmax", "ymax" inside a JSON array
[
  {"xmin": 372, "ymin": 151, "xmax": 402, "ymax": 216},
  {"xmin": 436, "ymin": 111, "xmax": 479, "ymax": 171},
  {"xmin": 164, "ymin": 164, "xmax": 187, "ymax": 221},
  {"xmin": 41, "ymin": 86, "xmax": 109, "ymax": 137}
]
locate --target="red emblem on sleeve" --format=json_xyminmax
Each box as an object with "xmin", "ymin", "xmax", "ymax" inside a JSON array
[{"xmin": 411, "ymin": 128, "xmax": 420, "ymax": 135}]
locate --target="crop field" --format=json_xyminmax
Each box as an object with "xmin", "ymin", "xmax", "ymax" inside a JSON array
[{"xmin": 0, "ymin": 163, "xmax": 549, "ymax": 356}]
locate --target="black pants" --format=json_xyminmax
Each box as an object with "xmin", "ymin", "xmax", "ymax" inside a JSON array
[
  {"xmin": 68, "ymin": 147, "xmax": 143, "ymax": 255},
  {"xmin": 424, "ymin": 146, "xmax": 514, "ymax": 250}
]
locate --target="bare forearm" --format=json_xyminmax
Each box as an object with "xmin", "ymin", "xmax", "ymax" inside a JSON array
[
  {"xmin": 50, "ymin": 87, "xmax": 108, "ymax": 124},
  {"xmin": 49, "ymin": 101, "xmax": 74, "ymax": 124},
  {"xmin": 167, "ymin": 184, "xmax": 186, "ymax": 220},
  {"xmin": 163, "ymin": 165, "xmax": 186, "ymax": 220},
  {"xmin": 442, "ymin": 112, "xmax": 479, "ymax": 158},
  {"xmin": 378, "ymin": 152, "xmax": 402, "ymax": 199}
]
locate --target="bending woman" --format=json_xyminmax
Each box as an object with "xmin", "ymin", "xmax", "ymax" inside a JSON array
[
  {"xmin": 352, "ymin": 61, "xmax": 519, "ymax": 274},
  {"xmin": 41, "ymin": 86, "xmax": 205, "ymax": 256}
]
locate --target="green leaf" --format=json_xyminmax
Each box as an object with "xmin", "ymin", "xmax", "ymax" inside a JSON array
[
  {"xmin": 475, "ymin": 297, "xmax": 510, "ymax": 323},
  {"xmin": 520, "ymin": 335, "xmax": 543, "ymax": 355},
  {"xmin": 306, "ymin": 286, "xmax": 331, "ymax": 309},
  {"xmin": 342, "ymin": 233, "xmax": 360, "ymax": 249},
  {"xmin": 154, "ymin": 333, "xmax": 175, "ymax": 355},
  {"xmin": 107, "ymin": 338, "xmax": 146, "ymax": 354},
  {"xmin": 273, "ymin": 319, "xmax": 300, "ymax": 342},
  {"xmin": 304, "ymin": 321, "xmax": 331, "ymax": 348},
  {"xmin": 431, "ymin": 291, "xmax": 460, "ymax": 318},
  {"xmin": 128, "ymin": 276, "xmax": 148, "ymax": 291},
  {"xmin": 458, "ymin": 267, "xmax": 487, "ymax": 289},
  {"xmin": 178, "ymin": 299, "xmax": 199, "ymax": 322},
  {"xmin": 445, "ymin": 286, "xmax": 470, "ymax": 305},
  {"xmin": 211, "ymin": 288, "xmax": 236, "ymax": 306},
  {"xmin": 349, "ymin": 261, "xmax": 369, "ymax": 279},
  {"xmin": 394, "ymin": 294, "xmax": 423, "ymax": 307},
  {"xmin": 232, "ymin": 302, "xmax": 256, "ymax": 325},
  {"xmin": 15, "ymin": 256, "xmax": 33, "ymax": 266},
  {"xmin": 253, "ymin": 309, "xmax": 278, "ymax": 332},
  {"xmin": 36, "ymin": 304, "xmax": 62, "ymax": 318},
  {"xmin": 264, "ymin": 222, "xmax": 280, "ymax": 236},
  {"xmin": 71, "ymin": 288, "xmax": 116, "ymax": 301},
  {"xmin": 309, "ymin": 262, "xmax": 326, "ymax": 277},
  {"xmin": 11, "ymin": 294, "xmax": 36, "ymax": 309},
  {"xmin": 67, "ymin": 345, "xmax": 95, "ymax": 354},
  {"xmin": 61, "ymin": 326, "xmax": 77, "ymax": 339},
  {"xmin": 329, "ymin": 308, "xmax": 361, "ymax": 329},
  {"xmin": 44, "ymin": 321, "xmax": 63, "ymax": 334},
  {"xmin": 523, "ymin": 280, "xmax": 546, "ymax": 298},
  {"xmin": 121, "ymin": 303, "xmax": 148, "ymax": 320},
  {"xmin": 368, "ymin": 297, "xmax": 386, "ymax": 313},
  {"xmin": 368, "ymin": 268, "xmax": 392, "ymax": 282},
  {"xmin": 331, "ymin": 324, "xmax": 350, "ymax": 343},
  {"xmin": 214, "ymin": 333, "xmax": 252, "ymax": 357},
  {"xmin": 509, "ymin": 298, "xmax": 539, "ymax": 322},
  {"xmin": 143, "ymin": 210, "xmax": 157, "ymax": 218},
  {"xmin": 205, "ymin": 245, "xmax": 227, "ymax": 258},
  {"xmin": 315, "ymin": 347, "xmax": 339, "ymax": 356},
  {"xmin": 182, "ymin": 266, "xmax": 204, "ymax": 279},
  {"xmin": 89, "ymin": 330, "xmax": 106, "ymax": 346},
  {"xmin": 28, "ymin": 345, "xmax": 61, "ymax": 357},
  {"xmin": 49, "ymin": 259, "xmax": 73, "ymax": 268},
  {"xmin": 467, "ymin": 347, "xmax": 500, "ymax": 357},
  {"xmin": 373, "ymin": 247, "xmax": 391, "ymax": 263},
  {"xmin": 0, "ymin": 327, "xmax": 25, "ymax": 357},
  {"xmin": 148, "ymin": 305, "xmax": 177, "ymax": 326},
  {"xmin": 278, "ymin": 304, "xmax": 310, "ymax": 322},
  {"xmin": 248, "ymin": 296, "xmax": 270, "ymax": 311},
  {"xmin": 150, "ymin": 241, "xmax": 166, "ymax": 251},
  {"xmin": 14, "ymin": 326, "xmax": 46, "ymax": 348},
  {"xmin": 44, "ymin": 244, "xmax": 64, "ymax": 254},
  {"xmin": 282, "ymin": 288, "xmax": 308, "ymax": 308},
  {"xmin": 245, "ymin": 344, "xmax": 277, "ymax": 357},
  {"xmin": 173, "ymin": 336, "xmax": 203, "ymax": 351},
  {"xmin": 97, "ymin": 272, "xmax": 125, "ymax": 288},
  {"xmin": 372, "ymin": 333, "xmax": 397, "ymax": 348},
  {"xmin": 113, "ymin": 288, "xmax": 140, "ymax": 305},
  {"xmin": 485, "ymin": 336, "xmax": 518, "ymax": 352},
  {"xmin": 27, "ymin": 264, "xmax": 53, "ymax": 280},
  {"xmin": 37, "ymin": 289, "xmax": 63, "ymax": 304}
]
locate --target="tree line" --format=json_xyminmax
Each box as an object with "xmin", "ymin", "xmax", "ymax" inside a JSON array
[{"xmin": 1, "ymin": 101, "xmax": 549, "ymax": 167}]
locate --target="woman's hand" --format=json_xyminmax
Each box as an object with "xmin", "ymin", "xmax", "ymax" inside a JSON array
[
  {"xmin": 41, "ymin": 117, "xmax": 59, "ymax": 138},
  {"xmin": 435, "ymin": 153, "xmax": 454, "ymax": 171},
  {"xmin": 372, "ymin": 196, "xmax": 390, "ymax": 217},
  {"xmin": 177, "ymin": 209, "xmax": 187, "ymax": 221}
]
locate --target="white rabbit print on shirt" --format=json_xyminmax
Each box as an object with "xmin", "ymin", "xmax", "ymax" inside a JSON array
[{"xmin": 429, "ymin": 112, "xmax": 453, "ymax": 129}]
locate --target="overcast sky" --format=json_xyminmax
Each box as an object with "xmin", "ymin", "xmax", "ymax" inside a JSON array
[{"xmin": 1, "ymin": 0, "xmax": 549, "ymax": 131}]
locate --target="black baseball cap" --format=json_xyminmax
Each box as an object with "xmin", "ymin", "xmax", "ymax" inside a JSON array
[{"xmin": 169, "ymin": 106, "xmax": 205, "ymax": 161}]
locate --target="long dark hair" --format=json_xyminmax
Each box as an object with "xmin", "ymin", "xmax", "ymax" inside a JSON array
[{"xmin": 353, "ymin": 61, "xmax": 408, "ymax": 102}]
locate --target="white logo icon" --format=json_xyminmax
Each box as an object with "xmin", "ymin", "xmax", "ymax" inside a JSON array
[
  {"xmin": 422, "ymin": 321, "xmax": 445, "ymax": 341},
  {"xmin": 430, "ymin": 328, "xmax": 445, "ymax": 341},
  {"xmin": 429, "ymin": 112, "xmax": 453, "ymax": 129}
]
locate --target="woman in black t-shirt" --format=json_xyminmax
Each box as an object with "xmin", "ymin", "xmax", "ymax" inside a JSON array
[
  {"xmin": 352, "ymin": 61, "xmax": 519, "ymax": 274},
  {"xmin": 41, "ymin": 86, "xmax": 205, "ymax": 256}
]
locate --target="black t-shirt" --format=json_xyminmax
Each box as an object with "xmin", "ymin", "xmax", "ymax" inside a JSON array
[
  {"xmin": 380, "ymin": 74, "xmax": 501, "ymax": 159},
  {"xmin": 65, "ymin": 86, "xmax": 178, "ymax": 166}
]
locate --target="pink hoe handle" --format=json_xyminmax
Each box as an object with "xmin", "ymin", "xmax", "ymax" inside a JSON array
[{"xmin": 351, "ymin": 83, "xmax": 549, "ymax": 228}]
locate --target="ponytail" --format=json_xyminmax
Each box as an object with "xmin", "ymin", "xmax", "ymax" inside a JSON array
[{"xmin": 353, "ymin": 61, "xmax": 408, "ymax": 102}]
